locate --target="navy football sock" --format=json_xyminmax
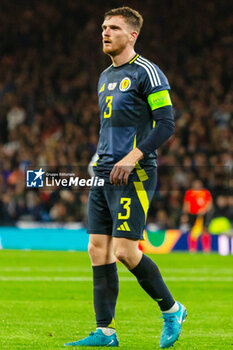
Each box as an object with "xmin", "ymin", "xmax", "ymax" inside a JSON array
[
  {"xmin": 130, "ymin": 254, "xmax": 175, "ymax": 311},
  {"xmin": 93, "ymin": 262, "xmax": 119, "ymax": 328}
]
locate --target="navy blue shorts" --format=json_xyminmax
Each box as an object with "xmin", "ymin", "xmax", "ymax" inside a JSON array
[{"xmin": 86, "ymin": 168, "xmax": 157, "ymax": 240}]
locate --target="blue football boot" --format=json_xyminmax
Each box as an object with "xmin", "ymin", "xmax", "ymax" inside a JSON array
[
  {"xmin": 64, "ymin": 329, "xmax": 119, "ymax": 347},
  {"xmin": 159, "ymin": 301, "xmax": 187, "ymax": 348}
]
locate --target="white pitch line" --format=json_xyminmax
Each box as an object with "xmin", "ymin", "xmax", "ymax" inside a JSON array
[
  {"xmin": 0, "ymin": 267, "xmax": 92, "ymax": 272},
  {"xmin": 0, "ymin": 276, "xmax": 232, "ymax": 282},
  {"xmin": 0, "ymin": 267, "xmax": 232, "ymax": 274}
]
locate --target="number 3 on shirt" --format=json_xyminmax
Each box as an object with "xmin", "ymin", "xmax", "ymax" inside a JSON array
[
  {"xmin": 104, "ymin": 96, "xmax": 113, "ymax": 118},
  {"xmin": 118, "ymin": 198, "xmax": 131, "ymax": 220}
]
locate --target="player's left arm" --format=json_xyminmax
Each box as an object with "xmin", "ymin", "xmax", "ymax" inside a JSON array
[
  {"xmin": 110, "ymin": 147, "xmax": 143, "ymax": 185},
  {"xmin": 137, "ymin": 93, "xmax": 174, "ymax": 155},
  {"xmin": 110, "ymin": 90, "xmax": 174, "ymax": 185}
]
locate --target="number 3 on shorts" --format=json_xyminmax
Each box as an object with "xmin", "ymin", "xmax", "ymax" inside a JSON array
[{"xmin": 118, "ymin": 198, "xmax": 131, "ymax": 220}]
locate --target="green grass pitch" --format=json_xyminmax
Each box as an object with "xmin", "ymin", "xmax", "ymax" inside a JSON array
[{"xmin": 0, "ymin": 250, "xmax": 232, "ymax": 349}]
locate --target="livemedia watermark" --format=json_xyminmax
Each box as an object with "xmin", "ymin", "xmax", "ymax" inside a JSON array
[{"xmin": 26, "ymin": 167, "xmax": 104, "ymax": 189}]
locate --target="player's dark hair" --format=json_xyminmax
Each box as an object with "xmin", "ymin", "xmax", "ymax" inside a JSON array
[{"xmin": 104, "ymin": 6, "xmax": 143, "ymax": 33}]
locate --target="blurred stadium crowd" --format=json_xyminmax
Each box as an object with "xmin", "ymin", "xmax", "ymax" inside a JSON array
[{"xmin": 0, "ymin": 0, "xmax": 232, "ymax": 228}]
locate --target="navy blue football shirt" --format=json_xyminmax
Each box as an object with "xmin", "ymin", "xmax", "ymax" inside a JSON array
[{"xmin": 96, "ymin": 54, "xmax": 172, "ymax": 172}]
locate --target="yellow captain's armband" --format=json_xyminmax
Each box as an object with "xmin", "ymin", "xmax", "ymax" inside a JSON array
[{"xmin": 147, "ymin": 90, "xmax": 172, "ymax": 111}]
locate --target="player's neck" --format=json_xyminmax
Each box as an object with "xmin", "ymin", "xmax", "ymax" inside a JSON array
[{"xmin": 111, "ymin": 49, "xmax": 136, "ymax": 67}]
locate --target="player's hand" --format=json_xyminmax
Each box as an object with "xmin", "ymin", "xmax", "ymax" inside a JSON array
[{"xmin": 110, "ymin": 148, "xmax": 143, "ymax": 185}]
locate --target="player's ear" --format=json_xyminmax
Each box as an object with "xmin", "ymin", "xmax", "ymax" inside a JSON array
[{"xmin": 130, "ymin": 30, "xmax": 138, "ymax": 42}]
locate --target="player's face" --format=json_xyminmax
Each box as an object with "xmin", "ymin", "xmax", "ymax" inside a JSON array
[{"xmin": 102, "ymin": 16, "xmax": 134, "ymax": 56}]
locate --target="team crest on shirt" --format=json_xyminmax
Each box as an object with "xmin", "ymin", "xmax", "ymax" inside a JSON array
[
  {"xmin": 108, "ymin": 82, "xmax": 117, "ymax": 91},
  {"xmin": 119, "ymin": 77, "xmax": 131, "ymax": 92}
]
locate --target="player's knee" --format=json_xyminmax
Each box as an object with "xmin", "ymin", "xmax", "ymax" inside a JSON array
[
  {"xmin": 88, "ymin": 241, "xmax": 99, "ymax": 259},
  {"xmin": 88, "ymin": 241, "xmax": 107, "ymax": 262},
  {"xmin": 114, "ymin": 248, "xmax": 129, "ymax": 265}
]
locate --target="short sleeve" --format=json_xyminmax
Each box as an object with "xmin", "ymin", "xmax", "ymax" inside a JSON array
[{"xmin": 136, "ymin": 57, "xmax": 170, "ymax": 97}]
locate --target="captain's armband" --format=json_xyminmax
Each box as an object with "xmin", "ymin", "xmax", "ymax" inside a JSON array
[{"xmin": 147, "ymin": 90, "xmax": 172, "ymax": 111}]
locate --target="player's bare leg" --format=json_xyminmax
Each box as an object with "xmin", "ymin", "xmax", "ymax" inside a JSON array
[
  {"xmin": 88, "ymin": 234, "xmax": 115, "ymax": 266},
  {"xmin": 113, "ymin": 237, "xmax": 142, "ymax": 269}
]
